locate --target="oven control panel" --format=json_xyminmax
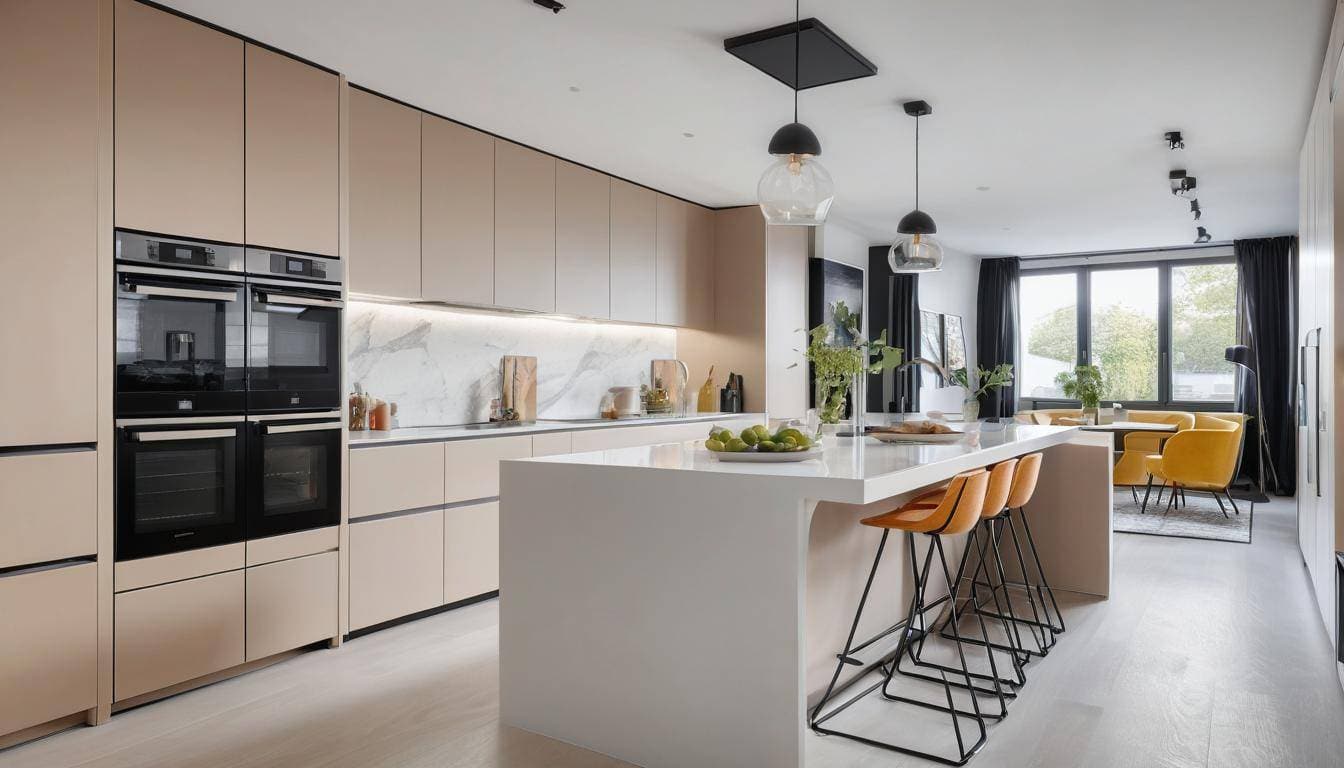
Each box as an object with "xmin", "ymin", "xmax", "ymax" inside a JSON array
[
  {"xmin": 116, "ymin": 229, "xmax": 245, "ymax": 273},
  {"xmin": 245, "ymin": 247, "xmax": 343, "ymax": 285}
]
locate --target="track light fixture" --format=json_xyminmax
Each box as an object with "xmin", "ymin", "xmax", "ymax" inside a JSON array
[
  {"xmin": 1190, "ymin": 199, "xmax": 1201, "ymax": 221},
  {"xmin": 1169, "ymin": 170, "xmax": 1196, "ymax": 198},
  {"xmin": 1195, "ymin": 226, "xmax": 1212, "ymax": 244},
  {"xmin": 532, "ymin": 0, "xmax": 565, "ymax": 13},
  {"xmin": 1165, "ymin": 131, "xmax": 1184, "ymax": 150}
]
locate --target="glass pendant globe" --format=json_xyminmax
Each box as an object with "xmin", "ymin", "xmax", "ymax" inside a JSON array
[
  {"xmin": 757, "ymin": 153, "xmax": 835, "ymax": 226},
  {"xmin": 888, "ymin": 233, "xmax": 944, "ymax": 272}
]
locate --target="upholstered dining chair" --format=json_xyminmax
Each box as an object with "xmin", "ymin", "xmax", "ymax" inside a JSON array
[
  {"xmin": 1141, "ymin": 414, "xmax": 1244, "ymax": 517},
  {"xmin": 1112, "ymin": 411, "xmax": 1195, "ymax": 499}
]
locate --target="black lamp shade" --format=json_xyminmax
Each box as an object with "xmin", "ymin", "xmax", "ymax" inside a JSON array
[
  {"xmin": 1225, "ymin": 344, "xmax": 1253, "ymax": 370},
  {"xmin": 768, "ymin": 122, "xmax": 822, "ymax": 157},
  {"xmin": 897, "ymin": 209, "xmax": 937, "ymax": 235}
]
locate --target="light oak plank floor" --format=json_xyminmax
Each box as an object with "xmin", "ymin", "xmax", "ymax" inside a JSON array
[{"xmin": 3, "ymin": 498, "xmax": 1341, "ymax": 768}]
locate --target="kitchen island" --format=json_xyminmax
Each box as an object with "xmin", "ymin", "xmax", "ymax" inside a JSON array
[{"xmin": 499, "ymin": 423, "xmax": 1112, "ymax": 768}]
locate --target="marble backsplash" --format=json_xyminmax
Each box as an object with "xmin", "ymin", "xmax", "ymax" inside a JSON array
[{"xmin": 347, "ymin": 302, "xmax": 677, "ymax": 426}]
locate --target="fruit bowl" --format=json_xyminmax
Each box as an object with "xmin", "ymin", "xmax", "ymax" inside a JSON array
[{"xmin": 703, "ymin": 424, "xmax": 823, "ymax": 462}]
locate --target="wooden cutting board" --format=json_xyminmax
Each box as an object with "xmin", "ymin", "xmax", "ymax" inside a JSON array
[{"xmin": 501, "ymin": 355, "xmax": 537, "ymax": 421}]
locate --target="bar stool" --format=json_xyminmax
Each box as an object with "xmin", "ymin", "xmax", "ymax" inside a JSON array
[{"xmin": 810, "ymin": 469, "xmax": 1004, "ymax": 766}]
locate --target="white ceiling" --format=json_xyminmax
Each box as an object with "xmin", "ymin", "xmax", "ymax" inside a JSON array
[{"xmin": 160, "ymin": 0, "xmax": 1332, "ymax": 256}]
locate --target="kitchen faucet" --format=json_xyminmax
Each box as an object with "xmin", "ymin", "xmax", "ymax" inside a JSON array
[{"xmin": 890, "ymin": 357, "xmax": 950, "ymax": 421}]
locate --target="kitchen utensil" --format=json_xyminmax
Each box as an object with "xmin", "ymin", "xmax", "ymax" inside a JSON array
[
  {"xmin": 697, "ymin": 366, "xmax": 717, "ymax": 413},
  {"xmin": 500, "ymin": 355, "xmax": 537, "ymax": 422},
  {"xmin": 719, "ymin": 372, "xmax": 744, "ymax": 413},
  {"xmin": 609, "ymin": 386, "xmax": 642, "ymax": 417}
]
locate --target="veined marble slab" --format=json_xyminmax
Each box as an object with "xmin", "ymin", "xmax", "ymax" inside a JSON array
[{"xmin": 347, "ymin": 302, "xmax": 677, "ymax": 427}]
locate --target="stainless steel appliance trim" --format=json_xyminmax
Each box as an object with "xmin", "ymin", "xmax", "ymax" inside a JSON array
[
  {"xmin": 132, "ymin": 428, "xmax": 240, "ymax": 442},
  {"xmin": 117, "ymin": 264, "xmax": 247, "ymax": 283},
  {"xmin": 247, "ymin": 411, "xmax": 342, "ymax": 423},
  {"xmin": 116, "ymin": 415, "xmax": 247, "ymax": 427},
  {"xmin": 247, "ymin": 276, "xmax": 343, "ymax": 293},
  {"xmin": 129, "ymin": 284, "xmax": 240, "ymax": 302},
  {"xmin": 115, "ymin": 230, "xmax": 246, "ymax": 273},
  {"xmin": 255, "ymin": 292, "xmax": 344, "ymax": 309},
  {"xmin": 263, "ymin": 421, "xmax": 342, "ymax": 434},
  {"xmin": 244, "ymin": 246, "xmax": 344, "ymax": 283}
]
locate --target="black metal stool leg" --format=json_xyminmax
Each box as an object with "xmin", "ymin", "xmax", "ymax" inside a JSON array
[
  {"xmin": 1016, "ymin": 505, "xmax": 1066, "ymax": 633},
  {"xmin": 999, "ymin": 510, "xmax": 1056, "ymax": 652}
]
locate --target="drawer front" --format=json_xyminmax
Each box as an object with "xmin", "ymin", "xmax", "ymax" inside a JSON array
[
  {"xmin": 114, "ymin": 542, "xmax": 246, "ymax": 593},
  {"xmin": 0, "ymin": 563, "xmax": 97, "ymax": 735},
  {"xmin": 114, "ymin": 570, "xmax": 245, "ymax": 702},
  {"xmin": 443, "ymin": 435, "xmax": 532, "ymax": 504},
  {"xmin": 0, "ymin": 450, "xmax": 97, "ymax": 569},
  {"xmin": 530, "ymin": 431, "xmax": 572, "ymax": 457},
  {"xmin": 349, "ymin": 442, "xmax": 445, "ymax": 519},
  {"xmin": 348, "ymin": 510, "xmax": 444, "ymax": 630},
  {"xmin": 570, "ymin": 426, "xmax": 659, "ymax": 452},
  {"xmin": 444, "ymin": 501, "xmax": 499, "ymax": 605},
  {"xmin": 246, "ymin": 551, "xmax": 338, "ymax": 660},
  {"xmin": 246, "ymin": 526, "xmax": 339, "ymax": 567}
]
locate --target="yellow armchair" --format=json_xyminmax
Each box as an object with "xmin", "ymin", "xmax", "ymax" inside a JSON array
[
  {"xmin": 1141, "ymin": 414, "xmax": 1243, "ymax": 517},
  {"xmin": 1112, "ymin": 411, "xmax": 1195, "ymax": 487}
]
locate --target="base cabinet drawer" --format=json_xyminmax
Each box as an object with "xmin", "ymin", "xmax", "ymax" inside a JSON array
[
  {"xmin": 114, "ymin": 570, "xmax": 245, "ymax": 702},
  {"xmin": 443, "ymin": 435, "xmax": 532, "ymax": 504},
  {"xmin": 349, "ymin": 510, "xmax": 444, "ymax": 630},
  {"xmin": 0, "ymin": 449, "xmax": 97, "ymax": 569},
  {"xmin": 246, "ymin": 551, "xmax": 338, "ymax": 661},
  {"xmin": 444, "ymin": 501, "xmax": 499, "ymax": 605},
  {"xmin": 349, "ymin": 442, "xmax": 445, "ymax": 519},
  {"xmin": 0, "ymin": 563, "xmax": 97, "ymax": 736}
]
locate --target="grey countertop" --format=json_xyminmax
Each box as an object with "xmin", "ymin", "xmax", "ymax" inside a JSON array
[{"xmin": 349, "ymin": 412, "xmax": 766, "ymax": 447}]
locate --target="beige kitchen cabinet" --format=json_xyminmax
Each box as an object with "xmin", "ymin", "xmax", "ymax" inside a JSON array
[
  {"xmin": 349, "ymin": 88, "xmax": 421, "ymax": 298},
  {"xmin": 349, "ymin": 442, "xmax": 446, "ymax": 519},
  {"xmin": 0, "ymin": 562, "xmax": 97, "ymax": 736},
  {"xmin": 422, "ymin": 115, "xmax": 495, "ymax": 305},
  {"xmin": 114, "ymin": 0, "xmax": 244, "ymax": 243},
  {"xmin": 655, "ymin": 194, "xmax": 690, "ymax": 326},
  {"xmin": 0, "ymin": 449, "xmax": 96, "ymax": 569},
  {"xmin": 244, "ymin": 44, "xmax": 339, "ymax": 255},
  {"xmin": 246, "ymin": 525, "xmax": 339, "ymax": 567},
  {"xmin": 494, "ymin": 141, "xmax": 556, "ymax": 312},
  {"xmin": 444, "ymin": 435, "xmax": 533, "ymax": 504},
  {"xmin": 570, "ymin": 425, "xmax": 662, "ymax": 452},
  {"xmin": 687, "ymin": 204, "xmax": 716, "ymax": 329},
  {"xmin": 349, "ymin": 510, "xmax": 444, "ymax": 630},
  {"xmin": 609, "ymin": 179, "xmax": 658, "ymax": 324},
  {"xmin": 555, "ymin": 162, "xmax": 611, "ymax": 318},
  {"xmin": 114, "ymin": 542, "xmax": 245, "ymax": 593},
  {"xmin": 246, "ymin": 551, "xmax": 338, "ymax": 660},
  {"xmin": 0, "ymin": 0, "xmax": 99, "ymax": 448},
  {"xmin": 444, "ymin": 501, "xmax": 499, "ymax": 605},
  {"xmin": 114, "ymin": 570, "xmax": 245, "ymax": 702},
  {"xmin": 531, "ymin": 431, "xmax": 573, "ymax": 457}
]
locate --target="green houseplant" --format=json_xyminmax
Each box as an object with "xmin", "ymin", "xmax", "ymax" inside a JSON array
[
  {"xmin": 950, "ymin": 364, "xmax": 1013, "ymax": 421},
  {"xmin": 1054, "ymin": 364, "xmax": 1105, "ymax": 415},
  {"xmin": 800, "ymin": 301, "xmax": 904, "ymax": 425}
]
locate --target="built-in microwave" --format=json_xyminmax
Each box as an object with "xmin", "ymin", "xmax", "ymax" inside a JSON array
[
  {"xmin": 245, "ymin": 247, "xmax": 343, "ymax": 413},
  {"xmin": 246, "ymin": 412, "xmax": 342, "ymax": 540}
]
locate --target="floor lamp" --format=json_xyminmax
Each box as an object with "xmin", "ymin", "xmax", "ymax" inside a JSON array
[{"xmin": 1226, "ymin": 344, "xmax": 1278, "ymax": 500}]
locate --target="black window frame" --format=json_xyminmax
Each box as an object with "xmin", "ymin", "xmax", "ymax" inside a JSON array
[{"xmin": 1018, "ymin": 256, "xmax": 1238, "ymax": 413}]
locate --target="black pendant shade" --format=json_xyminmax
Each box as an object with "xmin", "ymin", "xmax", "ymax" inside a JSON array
[
  {"xmin": 897, "ymin": 209, "xmax": 936, "ymax": 235},
  {"xmin": 768, "ymin": 121, "xmax": 822, "ymax": 156}
]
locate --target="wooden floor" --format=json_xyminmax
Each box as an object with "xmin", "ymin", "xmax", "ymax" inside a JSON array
[{"xmin": 4, "ymin": 498, "xmax": 1342, "ymax": 768}]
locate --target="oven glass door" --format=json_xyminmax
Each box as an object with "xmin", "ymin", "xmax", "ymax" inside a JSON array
[
  {"xmin": 247, "ymin": 418, "xmax": 341, "ymax": 539},
  {"xmin": 247, "ymin": 284, "xmax": 342, "ymax": 412},
  {"xmin": 116, "ymin": 270, "xmax": 246, "ymax": 415},
  {"xmin": 116, "ymin": 422, "xmax": 246, "ymax": 560}
]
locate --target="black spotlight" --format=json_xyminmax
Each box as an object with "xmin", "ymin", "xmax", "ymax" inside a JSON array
[
  {"xmin": 1169, "ymin": 170, "xmax": 1196, "ymax": 198},
  {"xmin": 1165, "ymin": 131, "xmax": 1184, "ymax": 150},
  {"xmin": 1190, "ymin": 199, "xmax": 1202, "ymax": 221},
  {"xmin": 1195, "ymin": 226, "xmax": 1212, "ymax": 244},
  {"xmin": 532, "ymin": 0, "xmax": 565, "ymax": 13}
]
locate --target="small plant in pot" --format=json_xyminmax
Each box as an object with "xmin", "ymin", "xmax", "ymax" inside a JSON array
[
  {"xmin": 950, "ymin": 364, "xmax": 1013, "ymax": 422},
  {"xmin": 1054, "ymin": 364, "xmax": 1106, "ymax": 421},
  {"xmin": 798, "ymin": 301, "xmax": 904, "ymax": 426}
]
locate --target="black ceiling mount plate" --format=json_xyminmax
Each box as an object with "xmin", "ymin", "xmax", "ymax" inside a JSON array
[
  {"xmin": 903, "ymin": 100, "xmax": 932, "ymax": 117},
  {"xmin": 724, "ymin": 18, "xmax": 877, "ymax": 91}
]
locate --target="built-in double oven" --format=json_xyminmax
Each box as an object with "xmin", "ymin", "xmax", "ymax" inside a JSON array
[{"xmin": 114, "ymin": 231, "xmax": 344, "ymax": 561}]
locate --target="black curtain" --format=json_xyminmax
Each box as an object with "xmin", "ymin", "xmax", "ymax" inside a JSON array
[
  {"xmin": 866, "ymin": 245, "xmax": 921, "ymax": 413},
  {"xmin": 975, "ymin": 256, "xmax": 1020, "ymax": 417},
  {"xmin": 1235, "ymin": 236, "xmax": 1297, "ymax": 496}
]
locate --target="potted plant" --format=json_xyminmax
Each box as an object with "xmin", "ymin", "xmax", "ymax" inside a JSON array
[
  {"xmin": 799, "ymin": 301, "xmax": 903, "ymax": 429},
  {"xmin": 1054, "ymin": 364, "xmax": 1106, "ymax": 422},
  {"xmin": 950, "ymin": 364, "xmax": 1014, "ymax": 422}
]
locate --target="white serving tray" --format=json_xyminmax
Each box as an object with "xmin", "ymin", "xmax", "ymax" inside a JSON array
[
  {"xmin": 871, "ymin": 431, "xmax": 965, "ymax": 444},
  {"xmin": 709, "ymin": 446, "xmax": 824, "ymax": 463}
]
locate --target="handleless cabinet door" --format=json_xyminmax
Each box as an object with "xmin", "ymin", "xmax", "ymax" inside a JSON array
[
  {"xmin": 655, "ymin": 194, "xmax": 690, "ymax": 326},
  {"xmin": 349, "ymin": 88, "xmax": 421, "ymax": 299},
  {"xmin": 530, "ymin": 431, "xmax": 573, "ymax": 457},
  {"xmin": 246, "ymin": 550, "xmax": 337, "ymax": 660},
  {"xmin": 349, "ymin": 510, "xmax": 444, "ymax": 630},
  {"xmin": 494, "ymin": 141, "xmax": 556, "ymax": 312},
  {"xmin": 687, "ymin": 204, "xmax": 715, "ymax": 329},
  {"xmin": 0, "ymin": 449, "xmax": 97, "ymax": 569},
  {"xmin": 443, "ymin": 435, "xmax": 532, "ymax": 504},
  {"xmin": 349, "ymin": 442, "xmax": 445, "ymax": 519},
  {"xmin": 0, "ymin": 0, "xmax": 99, "ymax": 448},
  {"xmin": 245, "ymin": 44, "xmax": 339, "ymax": 256},
  {"xmin": 555, "ymin": 162, "xmax": 611, "ymax": 318},
  {"xmin": 114, "ymin": 0, "xmax": 244, "ymax": 243},
  {"xmin": 444, "ymin": 501, "xmax": 499, "ymax": 605},
  {"xmin": 423, "ymin": 115, "xmax": 495, "ymax": 305},
  {"xmin": 609, "ymin": 180, "xmax": 657, "ymax": 324}
]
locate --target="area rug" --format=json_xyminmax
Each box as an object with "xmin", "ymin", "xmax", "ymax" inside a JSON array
[{"xmin": 1112, "ymin": 487, "xmax": 1253, "ymax": 543}]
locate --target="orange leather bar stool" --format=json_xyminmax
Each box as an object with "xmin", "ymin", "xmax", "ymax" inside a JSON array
[
  {"xmin": 980, "ymin": 453, "xmax": 1064, "ymax": 636},
  {"xmin": 810, "ymin": 469, "xmax": 1004, "ymax": 766}
]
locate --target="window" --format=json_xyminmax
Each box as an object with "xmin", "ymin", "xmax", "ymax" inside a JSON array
[{"xmin": 1018, "ymin": 258, "xmax": 1238, "ymax": 407}]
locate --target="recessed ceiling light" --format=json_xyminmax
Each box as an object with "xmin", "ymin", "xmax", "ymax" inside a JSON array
[
  {"xmin": 682, "ymin": 132, "xmax": 695, "ymax": 138},
  {"xmin": 568, "ymin": 85, "xmax": 581, "ymax": 93},
  {"xmin": 976, "ymin": 185, "xmax": 991, "ymax": 192}
]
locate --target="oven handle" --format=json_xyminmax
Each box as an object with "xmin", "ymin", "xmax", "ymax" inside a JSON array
[
  {"xmin": 133, "ymin": 428, "xmax": 239, "ymax": 442},
  {"xmin": 255, "ymin": 291, "xmax": 344, "ymax": 309},
  {"xmin": 264, "ymin": 421, "xmax": 343, "ymax": 435},
  {"xmin": 129, "ymin": 284, "xmax": 240, "ymax": 302}
]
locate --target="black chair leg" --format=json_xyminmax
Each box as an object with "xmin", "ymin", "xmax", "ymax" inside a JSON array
[
  {"xmin": 1211, "ymin": 492, "xmax": 1230, "ymax": 519},
  {"xmin": 1140, "ymin": 476, "xmax": 1155, "ymax": 513},
  {"xmin": 1015, "ymin": 506, "xmax": 1066, "ymax": 634},
  {"xmin": 1000, "ymin": 511, "xmax": 1056, "ymax": 651},
  {"xmin": 1225, "ymin": 491, "xmax": 1240, "ymax": 515}
]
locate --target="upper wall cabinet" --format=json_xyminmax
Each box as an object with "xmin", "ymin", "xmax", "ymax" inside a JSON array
[
  {"xmin": 349, "ymin": 88, "xmax": 422, "ymax": 298},
  {"xmin": 244, "ymin": 44, "xmax": 339, "ymax": 256},
  {"xmin": 556, "ymin": 162, "xmax": 611, "ymax": 319},
  {"xmin": 0, "ymin": 0, "xmax": 99, "ymax": 448},
  {"xmin": 655, "ymin": 194, "xmax": 689, "ymax": 326},
  {"xmin": 422, "ymin": 115, "xmax": 495, "ymax": 306},
  {"xmin": 115, "ymin": 0, "xmax": 244, "ymax": 243},
  {"xmin": 609, "ymin": 180, "xmax": 658, "ymax": 324},
  {"xmin": 494, "ymin": 141, "xmax": 556, "ymax": 313},
  {"xmin": 687, "ymin": 204, "xmax": 715, "ymax": 329}
]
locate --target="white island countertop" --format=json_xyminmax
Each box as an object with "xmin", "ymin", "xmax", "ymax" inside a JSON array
[{"xmin": 526, "ymin": 423, "xmax": 1081, "ymax": 505}]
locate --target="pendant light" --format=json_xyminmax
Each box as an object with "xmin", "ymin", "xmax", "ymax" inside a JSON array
[
  {"xmin": 889, "ymin": 100, "xmax": 943, "ymax": 272},
  {"xmin": 757, "ymin": 0, "xmax": 834, "ymax": 226}
]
